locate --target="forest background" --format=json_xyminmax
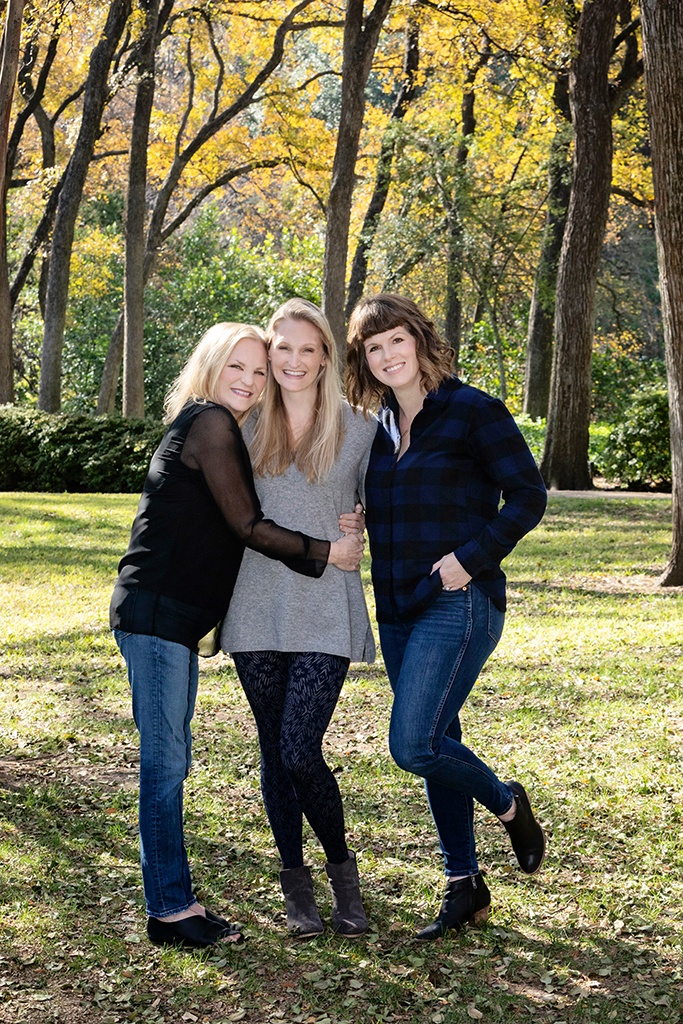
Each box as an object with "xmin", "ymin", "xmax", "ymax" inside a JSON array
[
  {"xmin": 0, "ymin": 0, "xmax": 682, "ymax": 541},
  {"xmin": 2, "ymin": 7, "xmax": 683, "ymax": 1019}
]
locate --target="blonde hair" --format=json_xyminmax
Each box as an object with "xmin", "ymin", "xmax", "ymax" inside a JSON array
[
  {"xmin": 249, "ymin": 298, "xmax": 344, "ymax": 483},
  {"xmin": 163, "ymin": 322, "xmax": 267, "ymax": 424},
  {"xmin": 346, "ymin": 293, "xmax": 454, "ymax": 413}
]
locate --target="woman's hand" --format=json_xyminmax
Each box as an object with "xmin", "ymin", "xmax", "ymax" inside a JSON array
[
  {"xmin": 339, "ymin": 502, "xmax": 365, "ymax": 536},
  {"xmin": 329, "ymin": 532, "xmax": 365, "ymax": 571},
  {"xmin": 432, "ymin": 552, "xmax": 472, "ymax": 591}
]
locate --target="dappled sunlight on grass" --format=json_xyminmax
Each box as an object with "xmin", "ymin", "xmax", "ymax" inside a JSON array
[{"xmin": 0, "ymin": 493, "xmax": 682, "ymax": 1023}]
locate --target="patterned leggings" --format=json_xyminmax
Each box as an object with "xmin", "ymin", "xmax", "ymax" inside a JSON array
[{"xmin": 232, "ymin": 650, "xmax": 350, "ymax": 869}]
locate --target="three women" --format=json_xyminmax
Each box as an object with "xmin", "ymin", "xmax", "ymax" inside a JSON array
[{"xmin": 113, "ymin": 292, "xmax": 547, "ymax": 948}]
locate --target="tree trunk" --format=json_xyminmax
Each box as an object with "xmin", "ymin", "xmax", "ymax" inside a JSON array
[
  {"xmin": 443, "ymin": 36, "xmax": 490, "ymax": 364},
  {"xmin": 97, "ymin": 310, "xmax": 124, "ymax": 414},
  {"xmin": 345, "ymin": 12, "xmax": 419, "ymax": 319},
  {"xmin": 122, "ymin": 0, "xmax": 160, "ymax": 419},
  {"xmin": 523, "ymin": 75, "xmax": 571, "ymax": 420},
  {"xmin": 639, "ymin": 0, "xmax": 683, "ymax": 584},
  {"xmin": 540, "ymin": 0, "xmax": 621, "ymax": 489},
  {"xmin": 322, "ymin": 0, "xmax": 393, "ymax": 362},
  {"xmin": 38, "ymin": 0, "xmax": 132, "ymax": 413},
  {"xmin": 0, "ymin": 0, "xmax": 26, "ymax": 405}
]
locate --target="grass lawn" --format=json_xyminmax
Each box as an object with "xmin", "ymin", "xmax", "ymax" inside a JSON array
[{"xmin": 0, "ymin": 491, "xmax": 682, "ymax": 1024}]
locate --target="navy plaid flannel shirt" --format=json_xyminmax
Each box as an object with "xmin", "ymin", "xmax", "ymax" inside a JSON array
[{"xmin": 365, "ymin": 376, "xmax": 547, "ymax": 623}]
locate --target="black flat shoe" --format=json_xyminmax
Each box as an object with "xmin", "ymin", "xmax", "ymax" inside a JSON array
[
  {"xmin": 147, "ymin": 913, "xmax": 243, "ymax": 949},
  {"xmin": 415, "ymin": 872, "xmax": 490, "ymax": 941},
  {"xmin": 502, "ymin": 780, "xmax": 545, "ymax": 874}
]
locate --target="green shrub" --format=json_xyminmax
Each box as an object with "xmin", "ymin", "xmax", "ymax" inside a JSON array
[
  {"xmin": 514, "ymin": 415, "xmax": 546, "ymax": 464},
  {"xmin": 598, "ymin": 389, "xmax": 671, "ymax": 490},
  {"xmin": 0, "ymin": 407, "xmax": 164, "ymax": 492},
  {"xmin": 514, "ymin": 417, "xmax": 612, "ymax": 478},
  {"xmin": 591, "ymin": 350, "xmax": 666, "ymax": 421}
]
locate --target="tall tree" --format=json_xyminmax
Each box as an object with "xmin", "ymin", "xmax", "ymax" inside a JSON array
[
  {"xmin": 0, "ymin": 0, "xmax": 25, "ymax": 404},
  {"xmin": 345, "ymin": 11, "xmax": 419, "ymax": 319},
  {"xmin": 8, "ymin": 7, "xmax": 91, "ymax": 317},
  {"xmin": 522, "ymin": 72, "xmax": 572, "ymax": 420},
  {"xmin": 122, "ymin": 0, "xmax": 172, "ymax": 419},
  {"xmin": 322, "ymin": 0, "xmax": 393, "ymax": 359},
  {"xmin": 639, "ymin": 0, "xmax": 683, "ymax": 584},
  {"xmin": 38, "ymin": 0, "xmax": 132, "ymax": 412},
  {"xmin": 97, "ymin": 0, "xmax": 316, "ymax": 415},
  {"xmin": 442, "ymin": 34, "xmax": 491, "ymax": 365},
  {"xmin": 540, "ymin": 0, "xmax": 637, "ymax": 489}
]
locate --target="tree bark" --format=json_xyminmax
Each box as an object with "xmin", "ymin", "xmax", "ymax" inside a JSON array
[
  {"xmin": 38, "ymin": 0, "xmax": 132, "ymax": 413},
  {"xmin": 443, "ymin": 36, "xmax": 490, "ymax": 365},
  {"xmin": 345, "ymin": 12, "xmax": 419, "ymax": 319},
  {"xmin": 122, "ymin": 0, "xmax": 161, "ymax": 419},
  {"xmin": 540, "ymin": 0, "xmax": 621, "ymax": 489},
  {"xmin": 0, "ymin": 0, "xmax": 26, "ymax": 405},
  {"xmin": 322, "ymin": 0, "xmax": 393, "ymax": 362},
  {"xmin": 639, "ymin": 0, "xmax": 683, "ymax": 584},
  {"xmin": 97, "ymin": 311, "xmax": 124, "ymax": 414},
  {"xmin": 522, "ymin": 74, "xmax": 571, "ymax": 420}
]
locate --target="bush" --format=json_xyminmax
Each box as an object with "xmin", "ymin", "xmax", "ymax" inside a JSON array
[
  {"xmin": 0, "ymin": 407, "xmax": 164, "ymax": 492},
  {"xmin": 514, "ymin": 417, "xmax": 612, "ymax": 478},
  {"xmin": 598, "ymin": 389, "xmax": 671, "ymax": 491},
  {"xmin": 514, "ymin": 415, "xmax": 546, "ymax": 464}
]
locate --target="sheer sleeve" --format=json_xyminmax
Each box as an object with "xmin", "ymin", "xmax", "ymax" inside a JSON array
[{"xmin": 182, "ymin": 406, "xmax": 329, "ymax": 577}]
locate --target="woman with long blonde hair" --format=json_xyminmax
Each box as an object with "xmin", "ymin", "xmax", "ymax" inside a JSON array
[
  {"xmin": 110, "ymin": 321, "xmax": 362, "ymax": 951},
  {"xmin": 222, "ymin": 299, "xmax": 377, "ymax": 939}
]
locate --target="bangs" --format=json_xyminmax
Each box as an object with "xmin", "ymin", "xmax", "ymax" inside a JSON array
[{"xmin": 351, "ymin": 298, "xmax": 409, "ymax": 342}]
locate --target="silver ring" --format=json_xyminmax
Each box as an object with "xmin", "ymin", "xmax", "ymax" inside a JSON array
[{"xmin": 444, "ymin": 586, "xmax": 452, "ymax": 591}]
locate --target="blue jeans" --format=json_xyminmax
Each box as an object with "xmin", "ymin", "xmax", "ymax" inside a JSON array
[
  {"xmin": 379, "ymin": 585, "xmax": 514, "ymax": 876},
  {"xmin": 114, "ymin": 629, "xmax": 199, "ymax": 917}
]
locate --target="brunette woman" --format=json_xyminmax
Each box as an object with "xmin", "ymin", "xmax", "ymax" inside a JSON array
[{"xmin": 346, "ymin": 294, "xmax": 547, "ymax": 939}]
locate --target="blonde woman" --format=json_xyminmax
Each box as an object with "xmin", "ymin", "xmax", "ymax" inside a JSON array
[
  {"xmin": 222, "ymin": 299, "xmax": 377, "ymax": 939},
  {"xmin": 110, "ymin": 322, "xmax": 362, "ymax": 951}
]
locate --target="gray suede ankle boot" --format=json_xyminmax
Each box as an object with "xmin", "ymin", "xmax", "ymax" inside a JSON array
[
  {"xmin": 279, "ymin": 865, "xmax": 324, "ymax": 939},
  {"xmin": 324, "ymin": 851, "xmax": 368, "ymax": 936}
]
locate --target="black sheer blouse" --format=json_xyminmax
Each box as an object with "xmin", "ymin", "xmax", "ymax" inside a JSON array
[{"xmin": 110, "ymin": 401, "xmax": 329, "ymax": 650}]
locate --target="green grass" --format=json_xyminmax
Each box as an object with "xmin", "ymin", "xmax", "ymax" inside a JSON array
[{"xmin": 1, "ymin": 491, "xmax": 682, "ymax": 1024}]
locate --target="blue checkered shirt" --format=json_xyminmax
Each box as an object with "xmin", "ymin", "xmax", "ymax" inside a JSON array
[{"xmin": 365, "ymin": 376, "xmax": 547, "ymax": 623}]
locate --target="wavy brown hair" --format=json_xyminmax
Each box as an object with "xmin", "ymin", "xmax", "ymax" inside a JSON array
[{"xmin": 346, "ymin": 293, "xmax": 454, "ymax": 413}]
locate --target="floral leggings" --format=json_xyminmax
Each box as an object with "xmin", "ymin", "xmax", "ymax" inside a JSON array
[{"xmin": 232, "ymin": 650, "xmax": 351, "ymax": 869}]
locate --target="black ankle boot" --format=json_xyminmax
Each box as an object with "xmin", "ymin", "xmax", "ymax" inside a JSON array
[
  {"xmin": 325, "ymin": 851, "xmax": 368, "ymax": 936},
  {"xmin": 279, "ymin": 865, "xmax": 324, "ymax": 939},
  {"xmin": 502, "ymin": 780, "xmax": 545, "ymax": 874},
  {"xmin": 416, "ymin": 872, "xmax": 490, "ymax": 941},
  {"xmin": 147, "ymin": 914, "xmax": 243, "ymax": 949}
]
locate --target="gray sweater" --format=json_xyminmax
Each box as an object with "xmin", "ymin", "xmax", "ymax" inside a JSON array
[{"xmin": 221, "ymin": 402, "xmax": 377, "ymax": 662}]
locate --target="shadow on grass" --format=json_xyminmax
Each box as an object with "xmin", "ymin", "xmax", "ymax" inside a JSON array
[{"xmin": 1, "ymin": 760, "xmax": 681, "ymax": 1023}]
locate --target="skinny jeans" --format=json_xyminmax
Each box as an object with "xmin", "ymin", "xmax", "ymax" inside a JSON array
[
  {"xmin": 232, "ymin": 650, "xmax": 350, "ymax": 869},
  {"xmin": 114, "ymin": 629, "xmax": 199, "ymax": 917},
  {"xmin": 379, "ymin": 585, "xmax": 514, "ymax": 876}
]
